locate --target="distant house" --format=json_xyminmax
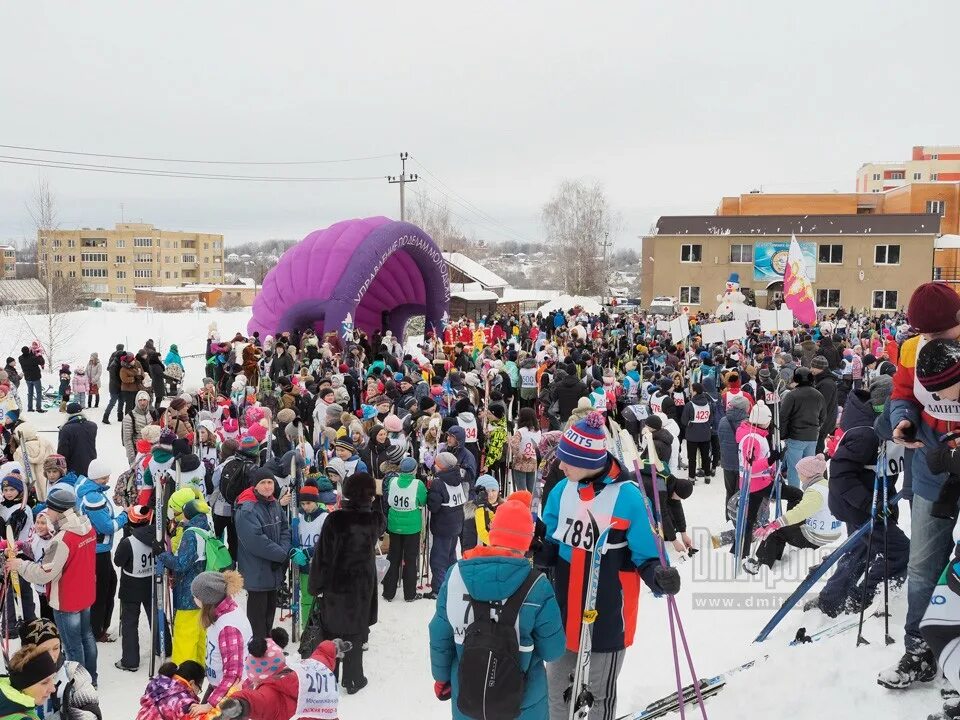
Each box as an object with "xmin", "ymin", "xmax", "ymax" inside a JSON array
[
  {"xmin": 0, "ymin": 279, "xmax": 46, "ymax": 308},
  {"xmin": 135, "ymin": 283, "xmax": 258, "ymax": 311},
  {"xmin": 226, "ymin": 252, "xmax": 240, "ymax": 263},
  {"xmin": 443, "ymin": 252, "xmax": 509, "ymax": 297}
]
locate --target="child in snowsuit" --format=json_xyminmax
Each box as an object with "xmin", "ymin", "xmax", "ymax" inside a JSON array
[
  {"xmin": 57, "ymin": 364, "xmax": 71, "ymax": 412},
  {"xmin": 473, "ymin": 474, "xmax": 503, "ymax": 547},
  {"xmin": 382, "ymin": 457, "xmax": 427, "ymax": 602},
  {"xmin": 744, "ymin": 454, "xmax": 834, "ymax": 574},
  {"xmin": 136, "ymin": 660, "xmax": 205, "ymax": 720},
  {"xmin": 291, "ymin": 481, "xmax": 331, "ymax": 631},
  {"xmin": 114, "ymin": 504, "xmax": 164, "ymax": 672},
  {"xmin": 71, "ymin": 368, "xmax": 89, "ymax": 410},
  {"xmin": 156, "ymin": 499, "xmax": 210, "ymax": 667}
]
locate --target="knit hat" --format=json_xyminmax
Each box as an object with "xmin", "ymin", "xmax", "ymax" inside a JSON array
[
  {"xmin": 360, "ymin": 404, "xmax": 377, "ymax": 421},
  {"xmin": 157, "ymin": 428, "xmax": 177, "ymax": 451},
  {"xmin": 862, "ymin": 354, "xmax": 877, "ymax": 367},
  {"xmin": 869, "ymin": 374, "xmax": 894, "ymax": 407},
  {"xmin": 334, "ymin": 438, "xmax": 356, "ymax": 455},
  {"xmin": 810, "ymin": 355, "xmax": 829, "ymax": 371},
  {"xmin": 276, "ymin": 408, "xmax": 296, "ymax": 424},
  {"xmin": 796, "ymin": 453, "xmax": 827, "ymax": 483},
  {"xmin": 141, "ymin": 424, "xmax": 162, "ymax": 444},
  {"xmin": 644, "ymin": 414, "xmax": 663, "ymax": 431},
  {"xmin": 727, "ymin": 394, "xmax": 750, "ymax": 414},
  {"xmin": 43, "ymin": 454, "xmax": 66, "ymax": 475},
  {"xmin": 85, "ymin": 458, "xmax": 111, "ymax": 481},
  {"xmin": 127, "ymin": 504, "xmax": 154, "ymax": 525},
  {"xmin": 169, "ymin": 397, "xmax": 188, "ymax": 412},
  {"xmin": 239, "ymin": 435, "xmax": 260, "ymax": 458},
  {"xmin": 46, "ymin": 485, "xmax": 77, "ymax": 513},
  {"xmin": 244, "ymin": 638, "xmax": 287, "ymax": 683},
  {"xmin": 136, "ymin": 390, "xmax": 151, "ymax": 403},
  {"xmin": 488, "ymin": 499, "xmax": 534, "ymax": 553},
  {"xmin": 748, "ymin": 401, "xmax": 772, "ymax": 428},
  {"xmin": 917, "ymin": 339, "xmax": 960, "ymax": 392},
  {"xmin": 325, "ymin": 457, "xmax": 348, "ymax": 480},
  {"xmin": 19, "ymin": 618, "xmax": 58, "ymax": 649},
  {"xmin": 325, "ymin": 403, "xmax": 344, "ymax": 418},
  {"xmin": 384, "ymin": 414, "xmax": 404, "ymax": 433},
  {"xmin": 384, "ymin": 442, "xmax": 405, "ymax": 466},
  {"xmin": 183, "ymin": 498, "xmax": 210, "ymax": 520},
  {"xmin": 399, "ymin": 457, "xmax": 417, "ymax": 474},
  {"xmin": 1, "ymin": 475, "xmax": 23, "ymax": 496},
  {"xmin": 556, "ymin": 412, "xmax": 608, "ymax": 471},
  {"xmin": 435, "ymin": 451, "xmax": 458, "ymax": 470},
  {"xmin": 475, "ymin": 475, "xmax": 499, "ymax": 494},
  {"xmin": 66, "ymin": 402, "xmax": 82, "ymax": 416},
  {"xmin": 191, "ymin": 570, "xmax": 242, "ymax": 606},
  {"xmin": 285, "ymin": 419, "xmax": 303, "ymax": 443},
  {"xmin": 343, "ymin": 472, "xmax": 376, "ymax": 505},
  {"xmin": 908, "ymin": 282, "xmax": 960, "ymax": 333},
  {"xmin": 247, "ymin": 422, "xmax": 268, "ymax": 443}
]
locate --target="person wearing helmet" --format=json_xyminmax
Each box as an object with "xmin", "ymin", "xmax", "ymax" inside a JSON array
[{"xmin": 779, "ymin": 367, "xmax": 826, "ymax": 487}]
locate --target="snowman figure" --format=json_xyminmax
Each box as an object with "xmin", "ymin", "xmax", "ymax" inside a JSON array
[{"xmin": 716, "ymin": 272, "xmax": 748, "ymax": 319}]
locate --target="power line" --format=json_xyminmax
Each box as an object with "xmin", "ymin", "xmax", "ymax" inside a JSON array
[
  {"xmin": 408, "ymin": 155, "xmax": 536, "ymax": 243},
  {"xmin": 0, "ymin": 143, "xmax": 394, "ymax": 166},
  {"xmin": 415, "ymin": 175, "xmax": 534, "ymax": 245},
  {"xmin": 412, "ymin": 183, "xmax": 535, "ymax": 246},
  {"xmin": 0, "ymin": 156, "xmax": 383, "ymax": 182}
]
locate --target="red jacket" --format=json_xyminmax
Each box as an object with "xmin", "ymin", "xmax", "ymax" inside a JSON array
[{"xmin": 230, "ymin": 641, "xmax": 339, "ymax": 720}]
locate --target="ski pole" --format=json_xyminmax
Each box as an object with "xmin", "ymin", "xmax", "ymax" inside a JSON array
[
  {"xmin": 855, "ymin": 461, "xmax": 882, "ymax": 647},
  {"xmin": 880, "ymin": 447, "xmax": 893, "ymax": 646}
]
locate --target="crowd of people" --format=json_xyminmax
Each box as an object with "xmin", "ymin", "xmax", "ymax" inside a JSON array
[{"xmin": 1, "ymin": 281, "xmax": 960, "ymax": 718}]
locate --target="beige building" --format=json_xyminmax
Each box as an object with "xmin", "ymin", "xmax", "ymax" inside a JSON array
[
  {"xmin": 0, "ymin": 247, "xmax": 15, "ymax": 279},
  {"xmin": 38, "ymin": 223, "xmax": 224, "ymax": 302},
  {"xmin": 858, "ymin": 145, "xmax": 960, "ymax": 193},
  {"xmin": 641, "ymin": 214, "xmax": 937, "ymax": 315}
]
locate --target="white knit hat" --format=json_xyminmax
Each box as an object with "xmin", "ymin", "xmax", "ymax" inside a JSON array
[{"xmin": 748, "ymin": 401, "xmax": 772, "ymax": 428}]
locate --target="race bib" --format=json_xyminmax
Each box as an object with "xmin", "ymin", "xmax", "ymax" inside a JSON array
[
  {"xmin": 692, "ymin": 405, "xmax": 711, "ymax": 424},
  {"xmin": 293, "ymin": 660, "xmax": 339, "ymax": 718}
]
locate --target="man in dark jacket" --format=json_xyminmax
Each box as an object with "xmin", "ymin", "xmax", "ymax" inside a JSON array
[
  {"xmin": 444, "ymin": 425, "xmax": 477, "ymax": 487},
  {"xmin": 550, "ymin": 365, "xmax": 588, "ymax": 424},
  {"xmin": 817, "ymin": 336, "xmax": 842, "ymax": 370},
  {"xmin": 680, "ymin": 382, "xmax": 717, "ymax": 483},
  {"xmin": 234, "ymin": 468, "xmax": 291, "ymax": 641},
  {"xmin": 57, "ymin": 402, "xmax": 98, "ymax": 476},
  {"xmin": 779, "ymin": 367, "xmax": 825, "ymax": 487},
  {"xmin": 717, "ymin": 395, "xmax": 750, "ymax": 508},
  {"xmin": 811, "ymin": 355, "xmax": 839, "ymax": 454},
  {"xmin": 102, "ymin": 344, "xmax": 125, "ymax": 424},
  {"xmin": 425, "ymin": 452, "xmax": 465, "ymax": 600},
  {"xmin": 18, "ymin": 346, "xmax": 44, "ymax": 413}
]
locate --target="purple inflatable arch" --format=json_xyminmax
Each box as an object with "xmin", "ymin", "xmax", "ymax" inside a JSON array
[{"xmin": 247, "ymin": 217, "xmax": 450, "ymax": 341}]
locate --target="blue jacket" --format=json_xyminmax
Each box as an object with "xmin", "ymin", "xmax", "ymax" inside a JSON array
[
  {"xmin": 234, "ymin": 487, "xmax": 292, "ymax": 591},
  {"xmin": 157, "ymin": 513, "xmax": 209, "ymax": 611},
  {"xmin": 76, "ymin": 477, "xmax": 127, "ymax": 553},
  {"xmin": 426, "ymin": 467, "xmax": 465, "ymax": 537},
  {"xmin": 429, "ymin": 555, "xmax": 565, "ymax": 720},
  {"xmin": 717, "ymin": 405, "xmax": 748, "ymax": 472}
]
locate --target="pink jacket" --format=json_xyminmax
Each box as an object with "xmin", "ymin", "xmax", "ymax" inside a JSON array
[
  {"xmin": 71, "ymin": 372, "xmax": 90, "ymax": 393},
  {"xmin": 735, "ymin": 423, "xmax": 773, "ymax": 493}
]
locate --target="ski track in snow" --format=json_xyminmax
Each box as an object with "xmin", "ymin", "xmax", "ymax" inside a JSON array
[{"xmin": 0, "ymin": 307, "xmax": 945, "ymax": 719}]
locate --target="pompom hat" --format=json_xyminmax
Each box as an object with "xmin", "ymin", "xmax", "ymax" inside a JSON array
[{"xmin": 556, "ymin": 411, "xmax": 608, "ymax": 470}]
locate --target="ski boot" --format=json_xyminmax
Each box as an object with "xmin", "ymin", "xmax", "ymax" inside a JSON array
[
  {"xmin": 742, "ymin": 557, "xmax": 761, "ymax": 576},
  {"xmin": 877, "ymin": 648, "xmax": 937, "ymax": 689}
]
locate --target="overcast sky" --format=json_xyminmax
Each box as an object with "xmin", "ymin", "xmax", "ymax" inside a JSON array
[{"xmin": 2, "ymin": 1, "xmax": 958, "ymax": 247}]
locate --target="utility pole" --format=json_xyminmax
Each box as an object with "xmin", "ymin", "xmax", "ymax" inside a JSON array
[{"xmin": 387, "ymin": 152, "xmax": 418, "ymax": 221}]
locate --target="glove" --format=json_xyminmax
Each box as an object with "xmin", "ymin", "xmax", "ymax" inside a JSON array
[
  {"xmin": 434, "ymin": 681, "xmax": 452, "ymax": 701},
  {"xmin": 768, "ymin": 447, "xmax": 782, "ymax": 464},
  {"xmin": 753, "ymin": 517, "xmax": 784, "ymax": 540},
  {"xmin": 654, "ymin": 565, "xmax": 681, "ymax": 596},
  {"xmin": 332, "ymin": 638, "xmax": 353, "ymax": 658},
  {"xmin": 423, "ymin": 452, "xmax": 435, "ymax": 469},
  {"xmin": 116, "ymin": 511, "xmax": 129, "ymax": 528},
  {"xmin": 218, "ymin": 698, "xmax": 249, "ymax": 719},
  {"xmin": 152, "ymin": 540, "xmax": 166, "ymax": 556},
  {"xmin": 290, "ymin": 548, "xmax": 309, "ymax": 568}
]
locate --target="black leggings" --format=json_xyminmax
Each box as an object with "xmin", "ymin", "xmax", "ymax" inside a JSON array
[{"xmin": 246, "ymin": 589, "xmax": 277, "ymax": 642}]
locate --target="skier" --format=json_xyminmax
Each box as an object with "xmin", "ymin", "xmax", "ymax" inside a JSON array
[
  {"xmin": 381, "ymin": 456, "xmax": 427, "ymax": 602},
  {"xmin": 113, "ymin": 504, "xmax": 160, "ymax": 672},
  {"xmin": 542, "ymin": 412, "xmax": 680, "ymax": 720}
]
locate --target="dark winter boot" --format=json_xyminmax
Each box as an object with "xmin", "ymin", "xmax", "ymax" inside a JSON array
[
  {"xmin": 95, "ymin": 395, "xmax": 100, "ymax": 408},
  {"xmin": 877, "ymin": 648, "xmax": 937, "ymax": 689}
]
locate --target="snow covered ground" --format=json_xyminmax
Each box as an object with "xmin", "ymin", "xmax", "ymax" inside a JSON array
[{"xmin": 0, "ymin": 307, "xmax": 945, "ymax": 719}]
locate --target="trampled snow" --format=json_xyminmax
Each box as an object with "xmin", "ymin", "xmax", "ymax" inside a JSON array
[{"xmin": 1, "ymin": 306, "xmax": 944, "ymax": 719}]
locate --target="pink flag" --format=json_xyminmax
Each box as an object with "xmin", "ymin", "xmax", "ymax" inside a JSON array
[{"xmin": 783, "ymin": 235, "xmax": 816, "ymax": 325}]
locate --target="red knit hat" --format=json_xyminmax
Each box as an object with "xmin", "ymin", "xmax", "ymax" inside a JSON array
[
  {"xmin": 908, "ymin": 282, "xmax": 960, "ymax": 333},
  {"xmin": 488, "ymin": 499, "xmax": 534, "ymax": 553}
]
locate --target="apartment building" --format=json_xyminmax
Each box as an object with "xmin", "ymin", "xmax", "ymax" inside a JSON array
[
  {"xmin": 38, "ymin": 223, "xmax": 224, "ymax": 302},
  {"xmin": 857, "ymin": 145, "xmax": 960, "ymax": 193},
  {"xmin": 640, "ymin": 214, "xmax": 936, "ymax": 315},
  {"xmin": 0, "ymin": 247, "xmax": 16, "ymax": 279}
]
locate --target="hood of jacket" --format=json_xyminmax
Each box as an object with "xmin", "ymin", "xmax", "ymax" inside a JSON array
[
  {"xmin": 458, "ymin": 553, "xmax": 534, "ymax": 602},
  {"xmin": 723, "ymin": 405, "xmax": 748, "ymax": 427},
  {"xmin": 840, "ymin": 390, "xmax": 876, "ymax": 431},
  {"xmin": 0, "ymin": 677, "xmax": 34, "ymax": 716},
  {"xmin": 833, "ymin": 425, "xmax": 879, "ymax": 466},
  {"xmin": 236, "ymin": 485, "xmax": 273, "ymax": 506},
  {"xmin": 436, "ymin": 466, "xmax": 463, "ymax": 488},
  {"xmin": 144, "ymin": 674, "xmax": 197, "ymax": 707},
  {"xmin": 702, "ymin": 375, "xmax": 718, "ymax": 399},
  {"xmin": 56, "ymin": 507, "xmax": 92, "ymax": 536},
  {"xmin": 690, "ymin": 393, "xmax": 710, "ymax": 408}
]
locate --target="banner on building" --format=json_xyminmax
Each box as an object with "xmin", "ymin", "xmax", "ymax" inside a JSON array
[{"xmin": 753, "ymin": 241, "xmax": 817, "ymax": 282}]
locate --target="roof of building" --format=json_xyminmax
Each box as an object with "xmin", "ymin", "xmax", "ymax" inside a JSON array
[
  {"xmin": 936, "ymin": 235, "xmax": 960, "ymax": 249},
  {"xmin": 134, "ymin": 286, "xmax": 199, "ymax": 296},
  {"xmin": 443, "ymin": 252, "xmax": 509, "ymax": 288},
  {"xmin": 654, "ymin": 213, "xmax": 940, "ymax": 237},
  {"xmin": 499, "ymin": 288, "xmax": 561, "ymax": 304},
  {"xmin": 451, "ymin": 289, "xmax": 499, "ymax": 302},
  {"xmin": 0, "ymin": 279, "xmax": 46, "ymax": 304}
]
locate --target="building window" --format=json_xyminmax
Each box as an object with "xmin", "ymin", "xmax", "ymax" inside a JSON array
[
  {"xmin": 933, "ymin": 154, "xmax": 940, "ymax": 160},
  {"xmin": 816, "ymin": 289, "xmax": 841, "ymax": 308},
  {"xmin": 914, "ymin": 172, "xmax": 922, "ymax": 181},
  {"xmin": 931, "ymin": 173, "xmax": 940, "ymax": 181},
  {"xmin": 927, "ymin": 200, "xmax": 946, "ymax": 216},
  {"xmin": 165, "ymin": 271, "xmax": 171, "ymax": 279},
  {"xmin": 116, "ymin": 271, "xmax": 126, "ymax": 279},
  {"xmin": 135, "ymin": 253, "xmax": 153, "ymax": 263},
  {"xmin": 204, "ymin": 271, "xmax": 209, "ymax": 278},
  {"xmin": 80, "ymin": 252, "xmax": 108, "ymax": 263},
  {"xmin": 134, "ymin": 237, "xmax": 153, "ymax": 247},
  {"xmin": 115, "ymin": 255, "xmax": 126, "ymax": 263},
  {"xmin": 52, "ymin": 240, "xmax": 61, "ymax": 249},
  {"xmin": 134, "ymin": 269, "xmax": 153, "ymax": 278},
  {"xmin": 81, "ymin": 238, "xmax": 107, "ymax": 248},
  {"xmin": 875, "ymin": 244, "xmax": 901, "ymax": 265},
  {"xmin": 679, "ymin": 286, "xmax": 701, "ymax": 304},
  {"xmin": 872, "ymin": 173, "xmax": 880, "ymax": 181},
  {"xmin": 117, "ymin": 286, "xmax": 126, "ymax": 294},
  {"xmin": 68, "ymin": 255, "xmax": 76, "ymax": 263},
  {"xmin": 67, "ymin": 240, "xmax": 75, "ymax": 248},
  {"xmin": 116, "ymin": 239, "xmax": 125, "ymax": 248},
  {"xmin": 890, "ymin": 171, "xmax": 905, "ymax": 180},
  {"xmin": 730, "ymin": 244, "xmax": 753, "ymax": 263},
  {"xmin": 818, "ymin": 244, "xmax": 843, "ymax": 264},
  {"xmin": 680, "ymin": 244, "xmax": 702, "ymax": 263},
  {"xmin": 68, "ymin": 270, "xmax": 76, "ymax": 278},
  {"xmin": 182, "ymin": 255, "xmax": 196, "ymax": 263},
  {"xmin": 81, "ymin": 268, "xmax": 108, "ymax": 278},
  {"xmin": 54, "ymin": 270, "xmax": 63, "ymax": 278},
  {"xmin": 203, "ymin": 243, "xmax": 208, "ymax": 251},
  {"xmin": 873, "ymin": 290, "xmax": 899, "ymax": 311}
]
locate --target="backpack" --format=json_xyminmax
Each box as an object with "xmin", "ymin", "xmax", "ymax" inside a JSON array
[
  {"xmin": 456, "ymin": 569, "xmax": 539, "ymax": 720},
  {"xmin": 184, "ymin": 527, "xmax": 233, "ymax": 572},
  {"xmin": 219, "ymin": 457, "xmax": 252, "ymax": 506}
]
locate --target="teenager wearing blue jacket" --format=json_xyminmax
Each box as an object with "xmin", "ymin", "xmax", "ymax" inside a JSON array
[
  {"xmin": 429, "ymin": 495, "xmax": 565, "ymax": 720},
  {"xmin": 76, "ymin": 458, "xmax": 127, "ymax": 643},
  {"xmin": 541, "ymin": 413, "xmax": 680, "ymax": 720}
]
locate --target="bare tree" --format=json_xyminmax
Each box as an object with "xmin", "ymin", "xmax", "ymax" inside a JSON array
[
  {"xmin": 541, "ymin": 180, "xmax": 613, "ymax": 295},
  {"xmin": 26, "ymin": 179, "xmax": 80, "ymax": 370},
  {"xmin": 407, "ymin": 190, "xmax": 473, "ymax": 253}
]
